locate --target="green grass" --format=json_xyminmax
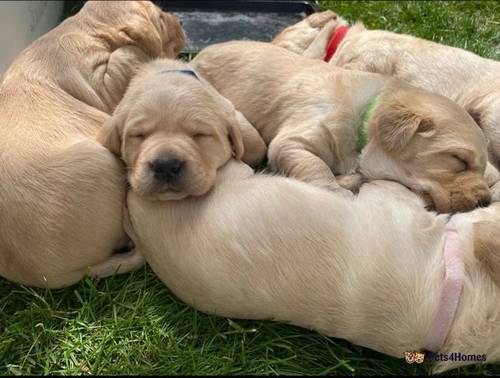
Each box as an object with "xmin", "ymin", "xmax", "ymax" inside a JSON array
[
  {"xmin": 325, "ymin": 0, "xmax": 500, "ymax": 60},
  {"xmin": 2, "ymin": 1, "xmax": 500, "ymax": 375}
]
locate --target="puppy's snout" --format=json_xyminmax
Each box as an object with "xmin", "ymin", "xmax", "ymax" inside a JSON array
[
  {"xmin": 477, "ymin": 195, "xmax": 491, "ymax": 208},
  {"xmin": 151, "ymin": 157, "xmax": 185, "ymax": 182}
]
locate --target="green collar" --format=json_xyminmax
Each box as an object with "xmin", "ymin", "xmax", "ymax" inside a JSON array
[{"xmin": 356, "ymin": 95, "xmax": 380, "ymax": 153}]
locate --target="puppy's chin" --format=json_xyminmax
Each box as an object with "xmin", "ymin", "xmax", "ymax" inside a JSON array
[
  {"xmin": 128, "ymin": 171, "xmax": 216, "ymax": 201},
  {"xmin": 134, "ymin": 185, "xmax": 213, "ymax": 202},
  {"xmin": 149, "ymin": 191, "xmax": 189, "ymax": 201},
  {"xmin": 130, "ymin": 181, "xmax": 190, "ymax": 201}
]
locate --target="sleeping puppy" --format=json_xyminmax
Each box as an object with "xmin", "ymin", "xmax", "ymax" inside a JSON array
[
  {"xmin": 0, "ymin": 1, "xmax": 184, "ymax": 288},
  {"xmin": 123, "ymin": 156, "xmax": 500, "ymax": 373},
  {"xmin": 97, "ymin": 58, "xmax": 266, "ymax": 201},
  {"xmin": 191, "ymin": 41, "xmax": 490, "ymax": 212},
  {"xmin": 273, "ymin": 11, "xmax": 500, "ymax": 193}
]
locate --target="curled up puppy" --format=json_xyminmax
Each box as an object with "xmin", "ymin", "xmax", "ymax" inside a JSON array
[
  {"xmin": 0, "ymin": 0, "xmax": 185, "ymax": 288},
  {"xmin": 192, "ymin": 41, "xmax": 491, "ymax": 213},
  {"xmin": 97, "ymin": 58, "xmax": 266, "ymax": 200}
]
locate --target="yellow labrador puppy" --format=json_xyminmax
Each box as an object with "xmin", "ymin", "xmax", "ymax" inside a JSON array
[
  {"xmin": 124, "ymin": 156, "xmax": 500, "ymax": 373},
  {"xmin": 191, "ymin": 41, "xmax": 490, "ymax": 213},
  {"xmin": 0, "ymin": 1, "xmax": 185, "ymax": 288},
  {"xmin": 97, "ymin": 58, "xmax": 266, "ymax": 201},
  {"xmin": 273, "ymin": 11, "xmax": 500, "ymax": 194}
]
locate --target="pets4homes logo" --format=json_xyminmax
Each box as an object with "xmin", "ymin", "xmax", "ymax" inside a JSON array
[{"xmin": 405, "ymin": 351, "xmax": 487, "ymax": 364}]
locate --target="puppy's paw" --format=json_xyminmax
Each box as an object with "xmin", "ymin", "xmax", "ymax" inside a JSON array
[
  {"xmin": 332, "ymin": 186, "xmax": 356, "ymax": 200},
  {"xmin": 272, "ymin": 10, "xmax": 347, "ymax": 56},
  {"xmin": 336, "ymin": 173, "xmax": 367, "ymax": 194},
  {"xmin": 318, "ymin": 180, "xmax": 355, "ymax": 199},
  {"xmin": 306, "ymin": 10, "xmax": 340, "ymax": 28}
]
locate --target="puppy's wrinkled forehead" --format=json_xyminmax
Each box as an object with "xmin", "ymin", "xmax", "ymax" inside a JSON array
[{"xmin": 126, "ymin": 75, "xmax": 229, "ymax": 130}]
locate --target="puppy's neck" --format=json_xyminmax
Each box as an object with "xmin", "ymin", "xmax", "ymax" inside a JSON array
[
  {"xmin": 355, "ymin": 95, "xmax": 380, "ymax": 152},
  {"xmin": 349, "ymin": 72, "xmax": 387, "ymax": 131},
  {"xmin": 435, "ymin": 212, "xmax": 500, "ymax": 371}
]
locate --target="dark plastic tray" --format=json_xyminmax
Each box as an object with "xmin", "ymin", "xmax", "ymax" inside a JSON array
[{"xmin": 155, "ymin": 0, "xmax": 320, "ymax": 53}]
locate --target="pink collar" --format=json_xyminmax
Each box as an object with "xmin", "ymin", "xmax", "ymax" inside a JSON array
[{"xmin": 423, "ymin": 228, "xmax": 464, "ymax": 352}]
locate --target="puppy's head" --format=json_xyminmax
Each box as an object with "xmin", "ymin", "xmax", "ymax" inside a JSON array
[
  {"xmin": 80, "ymin": 1, "xmax": 185, "ymax": 58},
  {"xmin": 97, "ymin": 60, "xmax": 244, "ymax": 201},
  {"xmin": 58, "ymin": 1, "xmax": 185, "ymax": 113},
  {"xmin": 361, "ymin": 80, "xmax": 490, "ymax": 213}
]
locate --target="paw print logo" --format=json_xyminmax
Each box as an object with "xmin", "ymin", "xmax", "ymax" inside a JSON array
[
  {"xmin": 405, "ymin": 351, "xmax": 425, "ymax": 364},
  {"xmin": 404, "ymin": 351, "xmax": 416, "ymax": 364},
  {"xmin": 415, "ymin": 352, "xmax": 425, "ymax": 363}
]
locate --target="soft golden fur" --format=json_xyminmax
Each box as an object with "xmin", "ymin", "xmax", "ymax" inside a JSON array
[
  {"xmin": 0, "ymin": 1, "xmax": 185, "ymax": 288},
  {"xmin": 124, "ymin": 158, "xmax": 500, "ymax": 373},
  {"xmin": 273, "ymin": 11, "xmax": 500, "ymax": 198},
  {"xmin": 97, "ymin": 58, "xmax": 266, "ymax": 201},
  {"xmin": 191, "ymin": 41, "xmax": 490, "ymax": 212}
]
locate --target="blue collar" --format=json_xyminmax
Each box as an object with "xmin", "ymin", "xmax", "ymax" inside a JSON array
[{"xmin": 158, "ymin": 69, "xmax": 199, "ymax": 80}]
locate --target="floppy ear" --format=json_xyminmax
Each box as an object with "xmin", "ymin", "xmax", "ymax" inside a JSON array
[
  {"xmin": 474, "ymin": 221, "xmax": 500, "ymax": 287},
  {"xmin": 119, "ymin": 18, "xmax": 163, "ymax": 58},
  {"xmin": 373, "ymin": 106, "xmax": 435, "ymax": 153},
  {"xmin": 234, "ymin": 110, "xmax": 267, "ymax": 167},
  {"xmin": 218, "ymin": 95, "xmax": 245, "ymax": 160},
  {"xmin": 96, "ymin": 116, "xmax": 123, "ymax": 156},
  {"xmin": 228, "ymin": 118, "xmax": 245, "ymax": 160}
]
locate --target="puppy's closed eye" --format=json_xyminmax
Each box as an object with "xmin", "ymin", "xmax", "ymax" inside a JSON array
[
  {"xmin": 193, "ymin": 132, "xmax": 213, "ymax": 140},
  {"xmin": 451, "ymin": 154, "xmax": 469, "ymax": 172}
]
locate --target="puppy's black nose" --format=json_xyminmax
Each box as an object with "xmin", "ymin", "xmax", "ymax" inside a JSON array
[
  {"xmin": 151, "ymin": 158, "xmax": 185, "ymax": 182},
  {"xmin": 477, "ymin": 196, "xmax": 491, "ymax": 208}
]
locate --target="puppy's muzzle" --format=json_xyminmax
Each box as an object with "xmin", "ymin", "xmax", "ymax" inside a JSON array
[
  {"xmin": 477, "ymin": 195, "xmax": 491, "ymax": 208},
  {"xmin": 151, "ymin": 157, "xmax": 185, "ymax": 183}
]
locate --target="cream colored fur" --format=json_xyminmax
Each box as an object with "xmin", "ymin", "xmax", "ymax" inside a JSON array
[
  {"xmin": 0, "ymin": 1, "xmax": 185, "ymax": 288},
  {"xmin": 125, "ymin": 159, "xmax": 500, "ymax": 373},
  {"xmin": 273, "ymin": 12, "xmax": 500, "ymax": 199},
  {"xmin": 97, "ymin": 58, "xmax": 266, "ymax": 201},
  {"xmin": 191, "ymin": 41, "xmax": 490, "ymax": 213}
]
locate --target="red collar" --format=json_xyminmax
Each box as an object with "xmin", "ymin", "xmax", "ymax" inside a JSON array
[{"xmin": 324, "ymin": 25, "xmax": 349, "ymax": 62}]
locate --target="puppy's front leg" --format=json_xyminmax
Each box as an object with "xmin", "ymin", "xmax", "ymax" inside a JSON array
[
  {"xmin": 336, "ymin": 173, "xmax": 367, "ymax": 194},
  {"xmin": 272, "ymin": 10, "xmax": 340, "ymax": 55},
  {"xmin": 268, "ymin": 138, "xmax": 353, "ymax": 198},
  {"xmin": 303, "ymin": 19, "xmax": 338, "ymax": 59}
]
